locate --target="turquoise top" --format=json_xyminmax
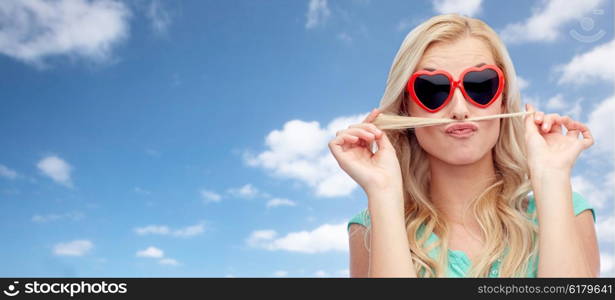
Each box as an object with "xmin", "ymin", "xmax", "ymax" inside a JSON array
[{"xmin": 346, "ymin": 191, "xmax": 596, "ymax": 277}]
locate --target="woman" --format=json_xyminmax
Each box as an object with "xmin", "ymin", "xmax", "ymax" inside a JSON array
[{"xmin": 328, "ymin": 14, "xmax": 599, "ymax": 277}]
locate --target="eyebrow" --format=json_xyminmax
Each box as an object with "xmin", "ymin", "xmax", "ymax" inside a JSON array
[{"xmin": 421, "ymin": 62, "xmax": 486, "ymax": 71}]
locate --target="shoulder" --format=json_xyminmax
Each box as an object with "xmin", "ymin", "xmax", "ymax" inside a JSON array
[
  {"xmin": 347, "ymin": 208, "xmax": 371, "ymax": 232},
  {"xmin": 526, "ymin": 190, "xmax": 596, "ymax": 223}
]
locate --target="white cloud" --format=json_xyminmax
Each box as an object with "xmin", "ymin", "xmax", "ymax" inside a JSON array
[
  {"xmin": 542, "ymin": 40, "xmax": 615, "ymax": 151},
  {"xmin": 0, "ymin": 164, "xmax": 18, "ymax": 179},
  {"xmin": 36, "ymin": 155, "xmax": 73, "ymax": 187},
  {"xmin": 250, "ymin": 120, "xmax": 329, "ymax": 167},
  {"xmin": 53, "ymin": 239, "xmax": 93, "ymax": 256},
  {"xmin": 159, "ymin": 258, "xmax": 179, "ymax": 266},
  {"xmin": 564, "ymin": 98, "xmax": 584, "ymax": 121},
  {"xmin": 247, "ymin": 230, "xmax": 277, "ymax": 245},
  {"xmin": 146, "ymin": 0, "xmax": 170, "ymax": 35},
  {"xmin": 134, "ymin": 223, "xmax": 204, "ymax": 238},
  {"xmin": 266, "ymin": 198, "xmax": 296, "ymax": 208},
  {"xmin": 200, "ymin": 189, "xmax": 222, "ymax": 203},
  {"xmin": 545, "ymin": 94, "xmax": 567, "ymax": 110},
  {"xmin": 136, "ymin": 246, "xmax": 180, "ymax": 266},
  {"xmin": 246, "ymin": 113, "xmax": 366, "ymax": 197},
  {"xmin": 532, "ymin": 93, "xmax": 582, "ymax": 120},
  {"xmin": 523, "ymin": 95, "xmax": 543, "ymax": 112},
  {"xmin": 172, "ymin": 224, "xmax": 205, "ymax": 238},
  {"xmin": 246, "ymin": 222, "xmax": 348, "ymax": 254},
  {"xmin": 517, "ymin": 76, "xmax": 530, "ymax": 91},
  {"xmin": 500, "ymin": 0, "xmax": 604, "ymax": 44},
  {"xmin": 432, "ymin": 0, "xmax": 482, "ymax": 17},
  {"xmin": 337, "ymin": 32, "xmax": 352, "ymax": 43},
  {"xmin": 0, "ymin": 0, "xmax": 131, "ymax": 67},
  {"xmin": 596, "ymin": 216, "xmax": 614, "ymax": 245},
  {"xmin": 136, "ymin": 246, "xmax": 164, "ymax": 258},
  {"xmin": 226, "ymin": 184, "xmax": 267, "ymax": 199},
  {"xmin": 557, "ymin": 39, "xmax": 615, "ymax": 86},
  {"xmin": 337, "ymin": 269, "xmax": 350, "ymax": 277},
  {"xmin": 310, "ymin": 269, "xmax": 349, "ymax": 277},
  {"xmin": 602, "ymin": 253, "xmax": 614, "ymax": 277},
  {"xmin": 32, "ymin": 211, "xmax": 84, "ymax": 223},
  {"xmin": 134, "ymin": 187, "xmax": 151, "ymax": 195},
  {"xmin": 397, "ymin": 18, "xmax": 414, "ymax": 32},
  {"xmin": 134, "ymin": 225, "xmax": 170, "ymax": 235},
  {"xmin": 305, "ymin": 0, "xmax": 330, "ymax": 29},
  {"xmin": 571, "ymin": 175, "xmax": 609, "ymax": 209},
  {"xmin": 273, "ymin": 270, "xmax": 288, "ymax": 277},
  {"xmin": 587, "ymin": 95, "xmax": 614, "ymax": 156}
]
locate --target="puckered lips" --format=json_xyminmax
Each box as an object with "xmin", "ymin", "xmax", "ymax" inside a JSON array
[{"xmin": 445, "ymin": 122, "xmax": 478, "ymax": 138}]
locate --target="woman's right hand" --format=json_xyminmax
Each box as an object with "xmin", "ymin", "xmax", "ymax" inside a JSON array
[{"xmin": 328, "ymin": 108, "xmax": 404, "ymax": 197}]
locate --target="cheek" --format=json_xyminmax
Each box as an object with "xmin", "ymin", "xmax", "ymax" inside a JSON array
[
  {"xmin": 482, "ymin": 119, "xmax": 501, "ymax": 147},
  {"xmin": 414, "ymin": 127, "xmax": 442, "ymax": 151},
  {"xmin": 492, "ymin": 96, "xmax": 504, "ymax": 114}
]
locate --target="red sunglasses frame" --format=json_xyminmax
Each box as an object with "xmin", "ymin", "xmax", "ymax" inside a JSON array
[{"xmin": 406, "ymin": 64, "xmax": 506, "ymax": 113}]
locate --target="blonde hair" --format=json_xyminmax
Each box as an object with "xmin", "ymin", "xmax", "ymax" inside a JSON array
[{"xmin": 364, "ymin": 14, "xmax": 538, "ymax": 277}]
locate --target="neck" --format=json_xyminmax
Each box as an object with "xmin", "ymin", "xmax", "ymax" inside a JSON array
[{"xmin": 428, "ymin": 150, "xmax": 498, "ymax": 227}]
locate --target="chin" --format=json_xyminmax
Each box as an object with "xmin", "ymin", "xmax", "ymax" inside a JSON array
[{"xmin": 440, "ymin": 152, "xmax": 482, "ymax": 165}]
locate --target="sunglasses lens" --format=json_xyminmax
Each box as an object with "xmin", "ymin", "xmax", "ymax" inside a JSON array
[
  {"xmin": 463, "ymin": 68, "xmax": 500, "ymax": 105},
  {"xmin": 414, "ymin": 74, "xmax": 450, "ymax": 110}
]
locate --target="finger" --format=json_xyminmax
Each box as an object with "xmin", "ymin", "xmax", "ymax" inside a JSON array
[
  {"xmin": 542, "ymin": 113, "xmax": 561, "ymax": 133},
  {"xmin": 534, "ymin": 111, "xmax": 544, "ymax": 125},
  {"xmin": 363, "ymin": 108, "xmax": 381, "ymax": 123},
  {"xmin": 329, "ymin": 134, "xmax": 357, "ymax": 150},
  {"xmin": 341, "ymin": 134, "xmax": 360, "ymax": 145},
  {"xmin": 550, "ymin": 116, "xmax": 565, "ymax": 134},
  {"xmin": 574, "ymin": 122, "xmax": 595, "ymax": 149},
  {"xmin": 356, "ymin": 122, "xmax": 383, "ymax": 134},
  {"xmin": 349, "ymin": 123, "xmax": 383, "ymax": 137},
  {"xmin": 567, "ymin": 129, "xmax": 580, "ymax": 139},
  {"xmin": 524, "ymin": 103, "xmax": 535, "ymax": 127},
  {"xmin": 540, "ymin": 113, "xmax": 552, "ymax": 133},
  {"xmin": 374, "ymin": 129, "xmax": 393, "ymax": 151},
  {"xmin": 345, "ymin": 128, "xmax": 376, "ymax": 143},
  {"xmin": 524, "ymin": 103, "xmax": 541, "ymax": 136},
  {"xmin": 328, "ymin": 136, "xmax": 345, "ymax": 157},
  {"xmin": 336, "ymin": 127, "xmax": 374, "ymax": 142},
  {"xmin": 581, "ymin": 130, "xmax": 594, "ymax": 149},
  {"xmin": 337, "ymin": 134, "xmax": 361, "ymax": 153},
  {"xmin": 558, "ymin": 116, "xmax": 577, "ymax": 136},
  {"xmin": 562, "ymin": 118, "xmax": 581, "ymax": 138}
]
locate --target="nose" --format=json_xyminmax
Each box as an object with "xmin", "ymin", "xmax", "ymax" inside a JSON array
[{"xmin": 449, "ymin": 86, "xmax": 470, "ymax": 120}]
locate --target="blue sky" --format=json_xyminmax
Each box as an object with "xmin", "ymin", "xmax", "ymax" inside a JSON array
[{"xmin": 0, "ymin": 0, "xmax": 613, "ymax": 277}]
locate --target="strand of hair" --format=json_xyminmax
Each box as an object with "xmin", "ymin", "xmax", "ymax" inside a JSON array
[{"xmin": 373, "ymin": 111, "xmax": 533, "ymax": 130}]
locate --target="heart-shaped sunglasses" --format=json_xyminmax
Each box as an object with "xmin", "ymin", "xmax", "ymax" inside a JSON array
[{"xmin": 406, "ymin": 64, "xmax": 505, "ymax": 113}]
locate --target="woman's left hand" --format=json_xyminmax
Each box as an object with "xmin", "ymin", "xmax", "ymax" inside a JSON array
[{"xmin": 523, "ymin": 103, "xmax": 594, "ymax": 177}]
